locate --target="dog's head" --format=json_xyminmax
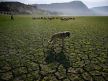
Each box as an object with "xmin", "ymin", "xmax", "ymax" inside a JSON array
[{"xmin": 65, "ymin": 31, "xmax": 70, "ymax": 37}]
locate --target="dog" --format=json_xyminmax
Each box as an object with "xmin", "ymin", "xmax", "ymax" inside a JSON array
[{"xmin": 49, "ymin": 31, "xmax": 70, "ymax": 43}]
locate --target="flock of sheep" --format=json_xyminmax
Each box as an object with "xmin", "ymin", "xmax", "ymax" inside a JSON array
[{"xmin": 32, "ymin": 16, "xmax": 76, "ymax": 21}]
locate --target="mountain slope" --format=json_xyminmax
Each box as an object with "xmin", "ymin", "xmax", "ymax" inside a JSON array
[
  {"xmin": 0, "ymin": 2, "xmax": 59, "ymax": 15},
  {"xmin": 0, "ymin": 2, "xmax": 38, "ymax": 14},
  {"xmin": 91, "ymin": 6, "xmax": 108, "ymax": 16},
  {"xmin": 35, "ymin": 1, "xmax": 94, "ymax": 16}
]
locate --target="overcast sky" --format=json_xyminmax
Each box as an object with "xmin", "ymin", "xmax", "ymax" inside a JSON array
[{"xmin": 0, "ymin": 0, "xmax": 108, "ymax": 8}]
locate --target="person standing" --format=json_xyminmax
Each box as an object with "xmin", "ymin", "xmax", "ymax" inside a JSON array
[{"xmin": 11, "ymin": 15, "xmax": 14, "ymax": 20}]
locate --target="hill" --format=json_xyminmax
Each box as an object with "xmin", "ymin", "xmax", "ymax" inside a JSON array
[
  {"xmin": 35, "ymin": 1, "xmax": 94, "ymax": 16},
  {"xmin": 0, "ymin": 2, "xmax": 38, "ymax": 14},
  {"xmin": 0, "ymin": 2, "xmax": 59, "ymax": 15},
  {"xmin": 91, "ymin": 6, "xmax": 108, "ymax": 16}
]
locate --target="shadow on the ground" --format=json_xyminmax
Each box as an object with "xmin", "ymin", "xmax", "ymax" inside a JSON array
[{"xmin": 45, "ymin": 47, "xmax": 71, "ymax": 69}]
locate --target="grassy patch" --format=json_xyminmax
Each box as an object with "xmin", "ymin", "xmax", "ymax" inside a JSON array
[{"xmin": 0, "ymin": 15, "xmax": 108, "ymax": 81}]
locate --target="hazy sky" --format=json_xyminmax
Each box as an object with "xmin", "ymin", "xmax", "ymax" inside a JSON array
[{"xmin": 0, "ymin": 0, "xmax": 108, "ymax": 7}]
